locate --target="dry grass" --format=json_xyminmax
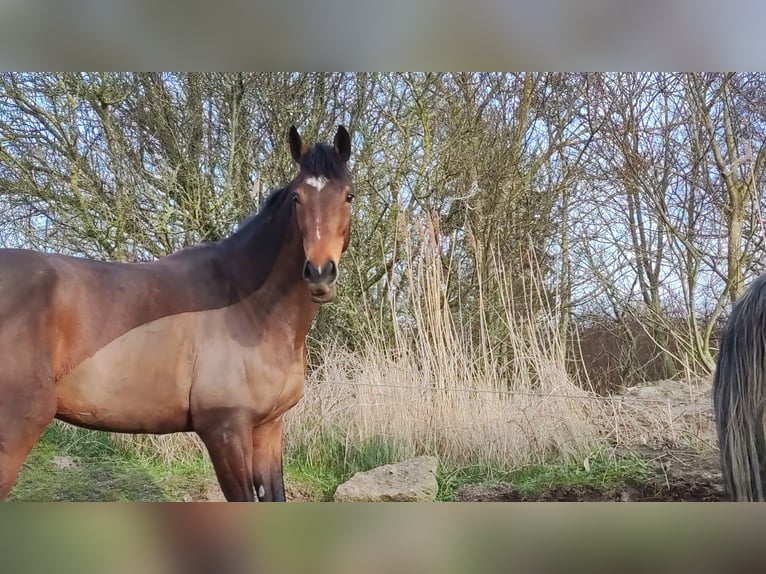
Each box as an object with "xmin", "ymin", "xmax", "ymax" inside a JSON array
[
  {"xmin": 286, "ymin": 346, "xmax": 599, "ymax": 472},
  {"xmin": 284, "ymin": 346, "xmax": 713, "ymax": 475},
  {"xmin": 284, "ymin": 216, "xmax": 711, "ymax": 474}
]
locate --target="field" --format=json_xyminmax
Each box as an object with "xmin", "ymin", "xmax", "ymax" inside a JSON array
[{"xmin": 10, "ymin": 370, "xmax": 722, "ymax": 502}]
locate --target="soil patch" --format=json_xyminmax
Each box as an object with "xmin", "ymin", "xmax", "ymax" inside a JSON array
[{"xmin": 457, "ymin": 447, "xmax": 724, "ymax": 502}]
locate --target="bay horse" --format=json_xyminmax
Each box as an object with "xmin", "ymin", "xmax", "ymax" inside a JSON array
[
  {"xmin": 0, "ymin": 125, "xmax": 354, "ymax": 502},
  {"xmin": 713, "ymin": 273, "xmax": 766, "ymax": 501}
]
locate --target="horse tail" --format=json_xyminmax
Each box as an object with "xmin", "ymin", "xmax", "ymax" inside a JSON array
[{"xmin": 714, "ymin": 275, "xmax": 766, "ymax": 501}]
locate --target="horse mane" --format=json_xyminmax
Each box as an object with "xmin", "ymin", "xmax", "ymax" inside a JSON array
[
  {"xmin": 297, "ymin": 143, "xmax": 349, "ymax": 180},
  {"xmin": 233, "ymin": 183, "xmax": 292, "ymax": 234}
]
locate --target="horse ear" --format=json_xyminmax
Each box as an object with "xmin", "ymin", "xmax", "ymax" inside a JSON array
[
  {"xmin": 289, "ymin": 126, "xmax": 308, "ymax": 163},
  {"xmin": 334, "ymin": 125, "xmax": 351, "ymax": 163}
]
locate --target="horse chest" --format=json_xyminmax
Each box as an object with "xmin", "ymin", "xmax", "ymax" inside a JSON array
[{"xmin": 190, "ymin": 321, "xmax": 307, "ymax": 423}]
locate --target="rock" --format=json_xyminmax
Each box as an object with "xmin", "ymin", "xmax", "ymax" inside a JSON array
[
  {"xmin": 51, "ymin": 455, "xmax": 77, "ymax": 469},
  {"xmin": 333, "ymin": 456, "xmax": 439, "ymax": 502}
]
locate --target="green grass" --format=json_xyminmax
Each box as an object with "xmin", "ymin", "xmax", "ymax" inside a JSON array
[
  {"xmin": 437, "ymin": 450, "xmax": 657, "ymax": 501},
  {"xmin": 11, "ymin": 422, "xmax": 412, "ymax": 502},
  {"xmin": 11, "ymin": 422, "xmax": 401, "ymax": 502},
  {"xmin": 9, "ymin": 422, "xmax": 216, "ymax": 502},
  {"xmin": 9, "ymin": 423, "xmax": 658, "ymax": 502},
  {"xmin": 285, "ymin": 430, "xmax": 658, "ymax": 502}
]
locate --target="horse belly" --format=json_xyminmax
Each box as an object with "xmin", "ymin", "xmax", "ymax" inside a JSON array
[{"xmin": 55, "ymin": 315, "xmax": 196, "ymax": 433}]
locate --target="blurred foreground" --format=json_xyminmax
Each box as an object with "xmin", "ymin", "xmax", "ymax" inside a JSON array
[{"xmin": 2, "ymin": 504, "xmax": 766, "ymax": 574}]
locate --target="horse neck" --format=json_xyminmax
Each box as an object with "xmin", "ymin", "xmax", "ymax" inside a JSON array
[
  {"xmin": 260, "ymin": 214, "xmax": 319, "ymax": 338},
  {"xmin": 224, "ymin": 194, "xmax": 318, "ymax": 340}
]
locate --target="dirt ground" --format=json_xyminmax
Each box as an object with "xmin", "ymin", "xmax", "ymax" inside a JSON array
[{"xmin": 457, "ymin": 447, "xmax": 723, "ymax": 502}]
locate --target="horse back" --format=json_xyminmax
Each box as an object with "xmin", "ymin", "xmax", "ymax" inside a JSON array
[{"xmin": 0, "ymin": 247, "xmax": 208, "ymax": 382}]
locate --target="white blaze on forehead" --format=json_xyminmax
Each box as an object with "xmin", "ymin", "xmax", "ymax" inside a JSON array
[{"xmin": 304, "ymin": 176, "xmax": 328, "ymax": 191}]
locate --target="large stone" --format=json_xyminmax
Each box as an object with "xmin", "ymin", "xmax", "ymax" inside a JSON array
[{"xmin": 333, "ymin": 456, "xmax": 439, "ymax": 502}]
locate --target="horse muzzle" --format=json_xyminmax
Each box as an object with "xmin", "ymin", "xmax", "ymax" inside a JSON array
[
  {"xmin": 307, "ymin": 282, "xmax": 337, "ymax": 304},
  {"xmin": 303, "ymin": 260, "xmax": 338, "ymax": 304}
]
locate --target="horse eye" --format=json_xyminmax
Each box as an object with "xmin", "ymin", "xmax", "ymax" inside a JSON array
[
  {"xmin": 292, "ymin": 193, "xmax": 301, "ymax": 204},
  {"xmin": 346, "ymin": 193, "xmax": 355, "ymax": 203}
]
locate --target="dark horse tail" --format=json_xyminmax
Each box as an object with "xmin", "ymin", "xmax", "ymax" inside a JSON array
[{"xmin": 714, "ymin": 275, "xmax": 766, "ymax": 501}]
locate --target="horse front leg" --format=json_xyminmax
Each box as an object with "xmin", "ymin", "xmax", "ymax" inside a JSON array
[
  {"xmin": 0, "ymin": 374, "xmax": 57, "ymax": 500},
  {"xmin": 252, "ymin": 417, "xmax": 286, "ymax": 502},
  {"xmin": 196, "ymin": 409, "xmax": 256, "ymax": 502}
]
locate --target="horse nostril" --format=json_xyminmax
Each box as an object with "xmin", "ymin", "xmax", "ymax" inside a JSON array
[
  {"xmin": 304, "ymin": 260, "xmax": 337, "ymax": 284},
  {"xmin": 326, "ymin": 260, "xmax": 338, "ymax": 283},
  {"xmin": 303, "ymin": 261, "xmax": 315, "ymax": 281}
]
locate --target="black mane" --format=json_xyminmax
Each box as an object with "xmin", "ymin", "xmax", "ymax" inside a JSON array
[
  {"xmin": 228, "ymin": 182, "xmax": 292, "ymax": 243},
  {"xmin": 298, "ymin": 143, "xmax": 349, "ymax": 180}
]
